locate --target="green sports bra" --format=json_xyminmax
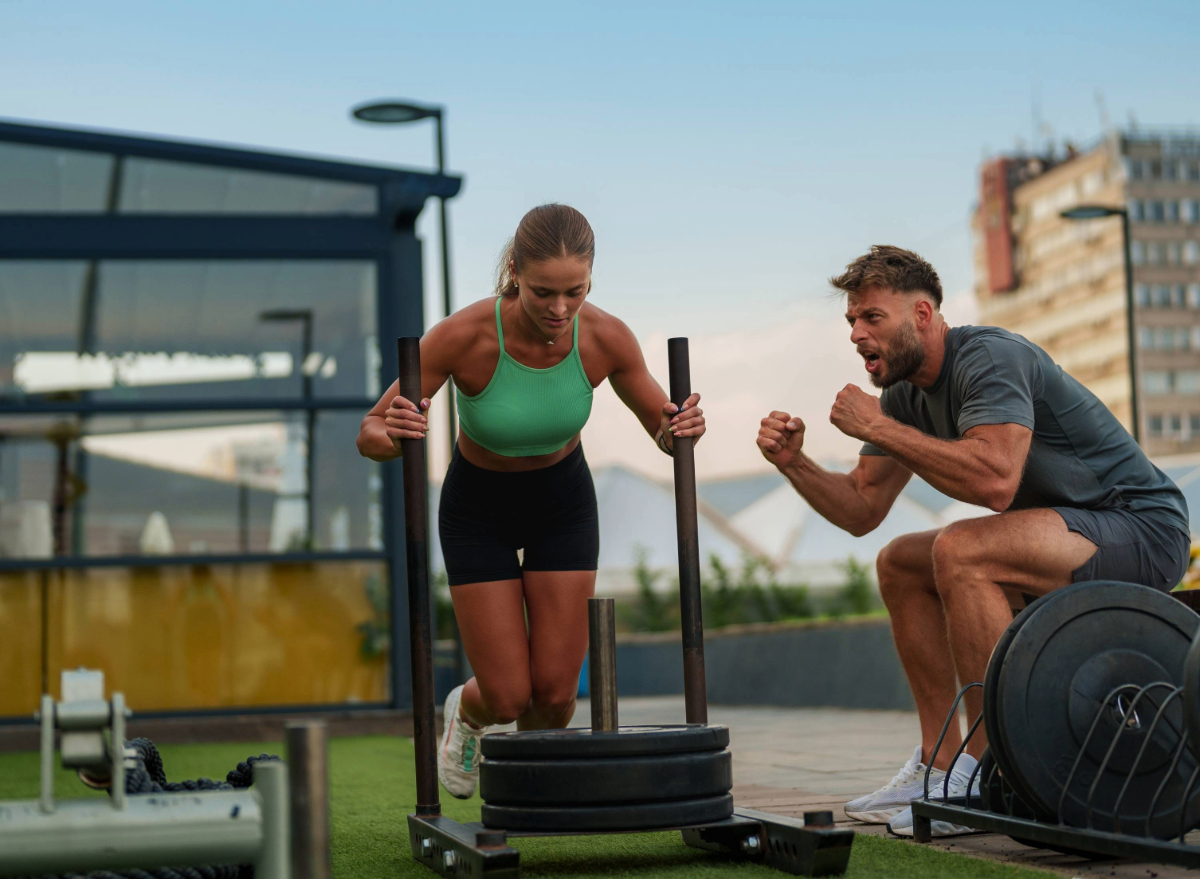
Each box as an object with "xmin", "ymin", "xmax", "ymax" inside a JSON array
[{"xmin": 456, "ymin": 297, "xmax": 595, "ymax": 457}]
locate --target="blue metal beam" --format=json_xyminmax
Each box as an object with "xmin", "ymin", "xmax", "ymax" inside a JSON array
[
  {"xmin": 0, "ymin": 215, "xmax": 394, "ymax": 259},
  {"xmin": 0, "ymin": 118, "xmax": 462, "ymax": 197}
]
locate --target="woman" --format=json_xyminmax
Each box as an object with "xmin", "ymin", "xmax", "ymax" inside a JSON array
[{"xmin": 357, "ymin": 204, "xmax": 705, "ymax": 798}]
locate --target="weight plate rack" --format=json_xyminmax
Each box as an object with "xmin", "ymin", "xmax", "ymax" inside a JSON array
[{"xmin": 912, "ymin": 582, "xmax": 1200, "ymax": 867}]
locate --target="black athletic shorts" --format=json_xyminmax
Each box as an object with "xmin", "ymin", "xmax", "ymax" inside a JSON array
[
  {"xmin": 1053, "ymin": 506, "xmax": 1191, "ymax": 592},
  {"xmin": 438, "ymin": 443, "xmax": 600, "ymax": 586}
]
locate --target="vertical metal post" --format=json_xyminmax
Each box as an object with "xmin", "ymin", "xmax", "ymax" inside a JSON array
[
  {"xmin": 434, "ymin": 112, "xmax": 458, "ymax": 464},
  {"xmin": 398, "ymin": 336, "xmax": 440, "ymax": 815},
  {"xmin": 111, "ymin": 692, "xmax": 126, "ymax": 811},
  {"xmin": 287, "ymin": 721, "xmax": 330, "ymax": 879},
  {"xmin": 254, "ymin": 760, "xmax": 292, "ymax": 879},
  {"xmin": 1120, "ymin": 210, "xmax": 1141, "ymax": 445},
  {"xmin": 668, "ymin": 337, "xmax": 708, "ymax": 725},
  {"xmin": 302, "ymin": 313, "xmax": 316, "ymax": 547},
  {"xmin": 39, "ymin": 694, "xmax": 54, "ymax": 814},
  {"xmin": 238, "ymin": 482, "xmax": 250, "ymax": 552},
  {"xmin": 588, "ymin": 598, "xmax": 618, "ymax": 731}
]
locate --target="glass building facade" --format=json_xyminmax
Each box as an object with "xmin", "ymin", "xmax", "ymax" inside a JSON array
[{"xmin": 0, "ymin": 120, "xmax": 459, "ymax": 718}]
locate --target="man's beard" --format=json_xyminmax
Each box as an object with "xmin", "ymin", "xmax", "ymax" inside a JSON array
[{"xmin": 871, "ymin": 320, "xmax": 924, "ymax": 389}]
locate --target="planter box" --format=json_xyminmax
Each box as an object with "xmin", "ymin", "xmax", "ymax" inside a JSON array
[{"xmin": 615, "ymin": 616, "xmax": 915, "ymax": 711}]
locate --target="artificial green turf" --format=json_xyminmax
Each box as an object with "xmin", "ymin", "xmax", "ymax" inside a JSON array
[{"xmin": 0, "ymin": 736, "xmax": 1051, "ymax": 878}]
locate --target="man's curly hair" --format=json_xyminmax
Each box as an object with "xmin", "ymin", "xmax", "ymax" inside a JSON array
[{"xmin": 830, "ymin": 245, "xmax": 942, "ymax": 307}]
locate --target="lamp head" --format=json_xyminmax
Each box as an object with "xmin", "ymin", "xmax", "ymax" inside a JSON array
[{"xmin": 351, "ymin": 100, "xmax": 441, "ymax": 124}]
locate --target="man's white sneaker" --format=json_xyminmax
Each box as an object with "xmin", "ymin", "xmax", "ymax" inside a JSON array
[
  {"xmin": 887, "ymin": 752, "xmax": 981, "ymax": 838},
  {"xmin": 844, "ymin": 747, "xmax": 980, "ymax": 825},
  {"xmin": 438, "ymin": 685, "xmax": 486, "ymax": 799},
  {"xmin": 844, "ymin": 746, "xmax": 941, "ymax": 824}
]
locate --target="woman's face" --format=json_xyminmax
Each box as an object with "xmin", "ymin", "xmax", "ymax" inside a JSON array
[{"xmin": 513, "ymin": 256, "xmax": 591, "ymax": 342}]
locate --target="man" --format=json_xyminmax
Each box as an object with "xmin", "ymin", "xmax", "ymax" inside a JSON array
[{"xmin": 757, "ymin": 245, "xmax": 1191, "ymax": 837}]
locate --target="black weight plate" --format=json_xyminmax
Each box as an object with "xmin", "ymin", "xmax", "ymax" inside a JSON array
[
  {"xmin": 1184, "ymin": 629, "xmax": 1200, "ymax": 762},
  {"xmin": 480, "ymin": 724, "xmax": 729, "ymax": 760},
  {"xmin": 481, "ymin": 793, "xmax": 735, "ymax": 832},
  {"xmin": 996, "ymin": 581, "xmax": 1199, "ymax": 837},
  {"xmin": 982, "ymin": 601, "xmax": 1036, "ymax": 815},
  {"xmin": 977, "ymin": 747, "xmax": 1037, "ymax": 819},
  {"xmin": 980, "ymin": 748, "xmax": 1107, "ymax": 858},
  {"xmin": 480, "ymin": 750, "xmax": 731, "ymax": 806}
]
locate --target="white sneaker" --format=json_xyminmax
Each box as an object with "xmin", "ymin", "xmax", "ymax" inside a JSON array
[
  {"xmin": 888, "ymin": 752, "xmax": 980, "ymax": 838},
  {"xmin": 844, "ymin": 746, "xmax": 942, "ymax": 823},
  {"xmin": 438, "ymin": 685, "xmax": 486, "ymax": 799}
]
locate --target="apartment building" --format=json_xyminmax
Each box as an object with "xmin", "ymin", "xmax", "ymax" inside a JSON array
[{"xmin": 972, "ymin": 131, "xmax": 1200, "ymax": 455}]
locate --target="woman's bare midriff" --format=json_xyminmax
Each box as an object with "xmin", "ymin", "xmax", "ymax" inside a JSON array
[{"xmin": 456, "ymin": 431, "xmax": 583, "ymax": 472}]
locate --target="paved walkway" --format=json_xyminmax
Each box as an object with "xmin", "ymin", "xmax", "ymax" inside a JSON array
[{"xmin": 555, "ymin": 696, "xmax": 1199, "ymax": 879}]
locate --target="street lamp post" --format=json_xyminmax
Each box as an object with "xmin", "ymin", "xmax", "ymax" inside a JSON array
[
  {"xmin": 352, "ymin": 99, "xmax": 457, "ymax": 464},
  {"xmin": 1060, "ymin": 205, "xmax": 1140, "ymax": 445},
  {"xmin": 260, "ymin": 308, "xmax": 316, "ymax": 547}
]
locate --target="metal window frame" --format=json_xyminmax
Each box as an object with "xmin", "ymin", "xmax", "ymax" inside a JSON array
[{"xmin": 0, "ymin": 119, "xmax": 460, "ymax": 720}]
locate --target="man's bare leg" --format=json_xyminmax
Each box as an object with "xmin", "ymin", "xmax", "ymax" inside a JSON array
[
  {"xmin": 933, "ymin": 508, "xmax": 1097, "ymax": 758},
  {"xmin": 876, "ymin": 528, "xmax": 965, "ymax": 770}
]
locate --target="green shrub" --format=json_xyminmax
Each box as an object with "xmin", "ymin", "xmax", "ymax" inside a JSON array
[
  {"xmin": 825, "ymin": 556, "xmax": 878, "ymax": 617},
  {"xmin": 618, "ymin": 546, "xmax": 678, "ymax": 632}
]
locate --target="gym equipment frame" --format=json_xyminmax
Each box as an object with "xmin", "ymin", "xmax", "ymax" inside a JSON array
[
  {"xmin": 0, "ymin": 669, "xmax": 330, "ymax": 878},
  {"xmin": 912, "ymin": 607, "xmax": 1200, "ymax": 867}
]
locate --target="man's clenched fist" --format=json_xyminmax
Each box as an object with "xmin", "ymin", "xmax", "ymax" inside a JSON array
[
  {"xmin": 758, "ymin": 410, "xmax": 806, "ymax": 469},
  {"xmin": 829, "ymin": 384, "xmax": 884, "ymax": 441}
]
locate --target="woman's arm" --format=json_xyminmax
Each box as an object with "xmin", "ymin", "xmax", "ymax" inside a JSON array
[
  {"xmin": 603, "ymin": 316, "xmax": 705, "ymax": 452},
  {"xmin": 356, "ymin": 317, "xmax": 462, "ymax": 461}
]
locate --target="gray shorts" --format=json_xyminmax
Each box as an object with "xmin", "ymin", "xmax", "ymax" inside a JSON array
[{"xmin": 1053, "ymin": 507, "xmax": 1191, "ymax": 593}]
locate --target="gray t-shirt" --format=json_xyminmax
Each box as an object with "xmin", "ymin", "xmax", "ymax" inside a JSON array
[{"xmin": 861, "ymin": 325, "xmax": 1189, "ymax": 534}]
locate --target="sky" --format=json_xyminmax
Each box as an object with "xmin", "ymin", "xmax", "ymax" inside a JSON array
[{"xmin": 3, "ymin": 0, "xmax": 1198, "ymax": 479}]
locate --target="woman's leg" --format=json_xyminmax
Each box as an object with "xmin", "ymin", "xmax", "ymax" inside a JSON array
[
  {"xmin": 450, "ymin": 579, "xmax": 534, "ymax": 726},
  {"xmin": 518, "ymin": 570, "xmax": 596, "ymax": 731}
]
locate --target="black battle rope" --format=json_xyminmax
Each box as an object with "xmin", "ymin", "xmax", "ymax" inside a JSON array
[{"xmin": 24, "ymin": 739, "xmax": 281, "ymax": 879}]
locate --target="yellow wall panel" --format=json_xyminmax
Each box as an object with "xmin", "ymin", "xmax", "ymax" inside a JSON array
[
  {"xmin": 0, "ymin": 571, "xmax": 46, "ymax": 716},
  {"xmin": 0, "ymin": 561, "xmax": 390, "ymax": 716}
]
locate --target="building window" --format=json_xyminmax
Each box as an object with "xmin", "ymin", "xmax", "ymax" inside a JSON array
[
  {"xmin": 1143, "ymin": 371, "xmax": 1172, "ymax": 395},
  {"xmin": 1137, "ymin": 283, "xmax": 1152, "ymax": 306},
  {"xmin": 1184, "ymin": 200, "xmax": 1200, "ymax": 224},
  {"xmin": 0, "ymin": 143, "xmax": 379, "ymax": 215},
  {"xmin": 1156, "ymin": 327, "xmax": 1176, "ymax": 349},
  {"xmin": 1150, "ymin": 160, "xmax": 1163, "ymax": 179},
  {"xmin": 1148, "ymin": 201, "xmax": 1165, "ymax": 222},
  {"xmin": 1129, "ymin": 159, "xmax": 1145, "ymax": 180},
  {"xmin": 1168, "ymin": 201, "xmax": 1181, "ymax": 223},
  {"xmin": 1155, "ymin": 285, "xmax": 1173, "ymax": 307},
  {"xmin": 1177, "ymin": 370, "xmax": 1200, "ymax": 395},
  {"xmin": 1165, "ymin": 161, "xmax": 1179, "ymax": 181},
  {"xmin": 1149, "ymin": 415, "xmax": 1164, "ymax": 436},
  {"xmin": 1180, "ymin": 328, "xmax": 1193, "ymax": 350},
  {"xmin": 1129, "ymin": 199, "xmax": 1145, "ymax": 222},
  {"xmin": 1131, "ymin": 241, "xmax": 1146, "ymax": 265},
  {"xmin": 1186, "ymin": 241, "xmax": 1200, "ymax": 265},
  {"xmin": 1189, "ymin": 284, "xmax": 1200, "ymax": 308},
  {"xmin": 1190, "ymin": 162, "xmax": 1200, "ymax": 182},
  {"xmin": 1191, "ymin": 414, "xmax": 1200, "ymax": 437},
  {"xmin": 1171, "ymin": 414, "xmax": 1183, "ymax": 436},
  {"xmin": 1148, "ymin": 242, "xmax": 1164, "ymax": 265},
  {"xmin": 1139, "ymin": 326, "xmax": 1155, "ymax": 349},
  {"xmin": 1176, "ymin": 284, "xmax": 1190, "ymax": 307}
]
